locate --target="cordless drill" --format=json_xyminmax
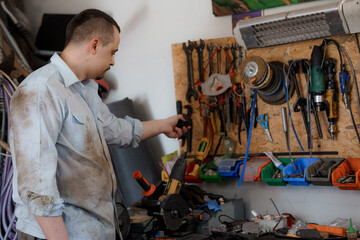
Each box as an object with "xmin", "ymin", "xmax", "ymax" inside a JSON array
[
  {"xmin": 310, "ymin": 45, "xmax": 325, "ymax": 111},
  {"xmin": 324, "ymin": 58, "xmax": 337, "ymax": 141}
]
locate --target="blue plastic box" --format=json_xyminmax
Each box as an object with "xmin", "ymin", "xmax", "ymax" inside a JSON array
[
  {"xmin": 283, "ymin": 158, "xmax": 319, "ymax": 186},
  {"xmin": 217, "ymin": 159, "xmax": 243, "ymax": 178}
]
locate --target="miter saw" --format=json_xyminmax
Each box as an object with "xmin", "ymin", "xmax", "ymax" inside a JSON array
[{"xmin": 133, "ymin": 154, "xmax": 207, "ymax": 238}]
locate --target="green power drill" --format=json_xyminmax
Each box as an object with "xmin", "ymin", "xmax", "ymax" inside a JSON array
[{"xmin": 310, "ymin": 45, "xmax": 325, "ymax": 112}]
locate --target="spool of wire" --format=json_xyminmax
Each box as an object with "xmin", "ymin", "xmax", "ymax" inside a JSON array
[{"xmin": 239, "ymin": 56, "xmax": 295, "ymax": 105}]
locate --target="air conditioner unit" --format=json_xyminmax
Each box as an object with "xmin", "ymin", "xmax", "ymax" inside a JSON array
[{"xmin": 233, "ymin": 0, "xmax": 360, "ymax": 49}]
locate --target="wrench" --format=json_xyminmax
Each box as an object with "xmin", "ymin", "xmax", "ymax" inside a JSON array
[
  {"xmin": 194, "ymin": 39, "xmax": 205, "ymax": 84},
  {"xmin": 206, "ymin": 43, "xmax": 214, "ymax": 77},
  {"xmin": 216, "ymin": 45, "xmax": 222, "ymax": 73},
  {"xmin": 236, "ymin": 43, "xmax": 242, "ymax": 68},
  {"xmin": 224, "ymin": 45, "xmax": 230, "ymax": 74},
  {"xmin": 231, "ymin": 43, "xmax": 238, "ymax": 71},
  {"xmin": 183, "ymin": 41, "xmax": 198, "ymax": 103}
]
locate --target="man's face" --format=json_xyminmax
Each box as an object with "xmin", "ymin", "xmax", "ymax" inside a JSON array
[{"xmin": 91, "ymin": 27, "xmax": 120, "ymax": 80}]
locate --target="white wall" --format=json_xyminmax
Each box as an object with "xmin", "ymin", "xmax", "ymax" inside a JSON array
[
  {"xmin": 23, "ymin": 0, "xmax": 360, "ymax": 228},
  {"xmin": 23, "ymin": 0, "xmax": 232, "ymax": 156}
]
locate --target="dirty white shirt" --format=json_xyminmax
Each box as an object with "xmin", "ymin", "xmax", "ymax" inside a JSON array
[{"xmin": 9, "ymin": 53, "xmax": 143, "ymax": 239}]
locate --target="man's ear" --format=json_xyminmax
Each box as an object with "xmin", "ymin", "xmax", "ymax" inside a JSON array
[{"xmin": 89, "ymin": 38, "xmax": 100, "ymax": 55}]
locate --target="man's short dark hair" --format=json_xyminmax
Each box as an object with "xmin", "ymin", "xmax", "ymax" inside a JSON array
[{"xmin": 65, "ymin": 9, "xmax": 120, "ymax": 47}]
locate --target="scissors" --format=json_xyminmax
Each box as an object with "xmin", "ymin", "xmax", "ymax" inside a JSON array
[{"xmin": 256, "ymin": 113, "xmax": 273, "ymax": 142}]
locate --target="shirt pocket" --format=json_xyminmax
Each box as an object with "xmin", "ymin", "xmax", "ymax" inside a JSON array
[{"xmin": 70, "ymin": 112, "xmax": 96, "ymax": 152}]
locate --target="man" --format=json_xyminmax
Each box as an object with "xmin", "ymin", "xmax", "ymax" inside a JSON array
[{"xmin": 9, "ymin": 9, "xmax": 188, "ymax": 240}]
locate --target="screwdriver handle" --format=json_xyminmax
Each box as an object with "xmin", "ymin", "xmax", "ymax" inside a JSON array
[{"xmin": 339, "ymin": 64, "xmax": 349, "ymax": 94}]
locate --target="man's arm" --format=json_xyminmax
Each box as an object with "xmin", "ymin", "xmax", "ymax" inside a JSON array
[
  {"xmin": 34, "ymin": 216, "xmax": 69, "ymax": 240},
  {"xmin": 141, "ymin": 114, "xmax": 189, "ymax": 141}
]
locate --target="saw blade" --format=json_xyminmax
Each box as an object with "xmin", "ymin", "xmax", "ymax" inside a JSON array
[
  {"xmin": 163, "ymin": 210, "xmax": 184, "ymax": 231},
  {"xmin": 160, "ymin": 194, "xmax": 189, "ymax": 231}
]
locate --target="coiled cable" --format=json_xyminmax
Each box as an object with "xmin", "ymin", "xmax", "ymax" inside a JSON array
[{"xmin": 0, "ymin": 73, "xmax": 17, "ymax": 240}]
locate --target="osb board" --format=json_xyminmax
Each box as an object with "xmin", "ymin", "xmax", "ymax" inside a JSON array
[{"xmin": 172, "ymin": 35, "xmax": 360, "ymax": 158}]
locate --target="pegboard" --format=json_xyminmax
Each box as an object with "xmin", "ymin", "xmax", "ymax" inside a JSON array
[{"xmin": 172, "ymin": 35, "xmax": 360, "ymax": 158}]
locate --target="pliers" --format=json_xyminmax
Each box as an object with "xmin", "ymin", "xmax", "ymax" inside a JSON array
[
  {"xmin": 203, "ymin": 108, "xmax": 214, "ymax": 143},
  {"xmin": 246, "ymin": 89, "xmax": 258, "ymax": 130},
  {"xmin": 235, "ymin": 86, "xmax": 248, "ymax": 144}
]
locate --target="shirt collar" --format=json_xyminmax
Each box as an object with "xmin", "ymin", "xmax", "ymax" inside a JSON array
[{"xmin": 50, "ymin": 53, "xmax": 81, "ymax": 88}]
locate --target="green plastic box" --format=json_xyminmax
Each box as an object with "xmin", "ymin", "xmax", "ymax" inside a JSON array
[
  {"xmin": 261, "ymin": 158, "xmax": 292, "ymax": 186},
  {"xmin": 199, "ymin": 160, "xmax": 223, "ymax": 183}
]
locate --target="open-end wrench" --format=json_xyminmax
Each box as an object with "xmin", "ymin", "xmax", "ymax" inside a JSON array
[
  {"xmin": 206, "ymin": 43, "xmax": 214, "ymax": 77},
  {"xmin": 231, "ymin": 44, "xmax": 238, "ymax": 71},
  {"xmin": 184, "ymin": 105, "xmax": 193, "ymax": 152},
  {"xmin": 194, "ymin": 39, "xmax": 205, "ymax": 85},
  {"xmin": 224, "ymin": 45, "xmax": 230, "ymax": 74},
  {"xmin": 236, "ymin": 44, "xmax": 242, "ymax": 69},
  {"xmin": 183, "ymin": 41, "xmax": 198, "ymax": 103},
  {"xmin": 216, "ymin": 45, "xmax": 222, "ymax": 74}
]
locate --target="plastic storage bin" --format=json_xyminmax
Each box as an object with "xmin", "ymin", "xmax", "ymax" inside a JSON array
[
  {"xmin": 184, "ymin": 157, "xmax": 209, "ymax": 183},
  {"xmin": 238, "ymin": 157, "xmax": 271, "ymax": 182},
  {"xmin": 332, "ymin": 158, "xmax": 360, "ymax": 190},
  {"xmin": 283, "ymin": 158, "xmax": 319, "ymax": 186},
  {"xmin": 199, "ymin": 160, "xmax": 223, "ymax": 183},
  {"xmin": 217, "ymin": 159, "xmax": 243, "ymax": 178},
  {"xmin": 307, "ymin": 224, "xmax": 347, "ymax": 237},
  {"xmin": 306, "ymin": 158, "xmax": 344, "ymax": 186},
  {"xmin": 261, "ymin": 158, "xmax": 292, "ymax": 186}
]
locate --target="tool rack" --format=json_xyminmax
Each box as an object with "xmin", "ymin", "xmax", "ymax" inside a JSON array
[{"xmin": 172, "ymin": 34, "xmax": 360, "ymax": 159}]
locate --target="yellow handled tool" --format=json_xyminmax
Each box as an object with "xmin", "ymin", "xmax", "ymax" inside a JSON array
[{"xmin": 188, "ymin": 137, "xmax": 211, "ymax": 177}]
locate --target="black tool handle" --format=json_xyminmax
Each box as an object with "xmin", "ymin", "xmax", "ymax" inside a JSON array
[{"xmin": 176, "ymin": 100, "xmax": 183, "ymax": 114}]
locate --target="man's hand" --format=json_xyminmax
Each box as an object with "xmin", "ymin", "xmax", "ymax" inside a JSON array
[
  {"xmin": 163, "ymin": 114, "xmax": 190, "ymax": 139},
  {"xmin": 141, "ymin": 114, "xmax": 190, "ymax": 141}
]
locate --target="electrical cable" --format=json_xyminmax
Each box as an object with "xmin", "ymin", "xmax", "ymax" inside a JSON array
[
  {"xmin": 355, "ymin": 33, "xmax": 360, "ymax": 55},
  {"xmin": 218, "ymin": 214, "xmax": 236, "ymax": 224},
  {"xmin": 238, "ymin": 90, "xmax": 257, "ymax": 187},
  {"xmin": 339, "ymin": 46, "xmax": 360, "ymax": 123},
  {"xmin": 323, "ymin": 40, "xmax": 360, "ymax": 144},
  {"xmin": 303, "ymin": 60, "xmax": 313, "ymax": 159},
  {"xmin": 0, "ymin": 71, "xmax": 18, "ymax": 91},
  {"xmin": 0, "ymin": 1, "xmax": 18, "ymax": 25},
  {"xmin": 0, "ymin": 171, "xmax": 12, "ymax": 197},
  {"xmin": 284, "ymin": 61, "xmax": 304, "ymax": 151},
  {"xmin": 0, "ymin": 153, "xmax": 10, "ymax": 158},
  {"xmin": 0, "ymin": 76, "xmax": 17, "ymax": 240}
]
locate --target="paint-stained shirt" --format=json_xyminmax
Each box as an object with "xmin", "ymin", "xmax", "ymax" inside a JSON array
[{"xmin": 9, "ymin": 53, "xmax": 143, "ymax": 240}]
